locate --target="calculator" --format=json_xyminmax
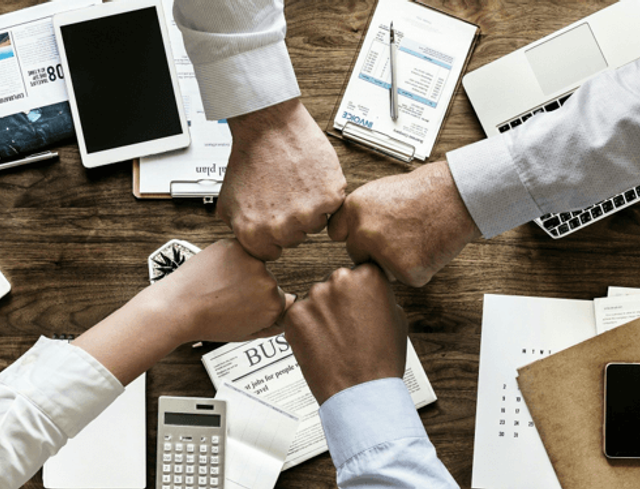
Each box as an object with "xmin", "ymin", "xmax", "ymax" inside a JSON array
[{"xmin": 156, "ymin": 396, "xmax": 227, "ymax": 489}]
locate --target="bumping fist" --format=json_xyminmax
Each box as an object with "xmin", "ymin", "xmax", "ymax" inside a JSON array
[
  {"xmin": 218, "ymin": 99, "xmax": 347, "ymax": 261},
  {"xmin": 328, "ymin": 160, "xmax": 481, "ymax": 287},
  {"xmin": 149, "ymin": 239, "xmax": 292, "ymax": 343},
  {"xmin": 282, "ymin": 264, "xmax": 407, "ymax": 405}
]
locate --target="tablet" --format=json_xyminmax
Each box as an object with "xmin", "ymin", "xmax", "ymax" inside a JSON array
[{"xmin": 53, "ymin": 0, "xmax": 190, "ymax": 168}]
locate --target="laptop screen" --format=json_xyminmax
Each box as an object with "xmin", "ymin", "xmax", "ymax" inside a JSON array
[{"xmin": 525, "ymin": 23, "xmax": 607, "ymax": 96}]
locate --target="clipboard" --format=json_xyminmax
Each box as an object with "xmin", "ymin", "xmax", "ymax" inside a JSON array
[
  {"xmin": 327, "ymin": 0, "xmax": 480, "ymax": 162},
  {"xmin": 133, "ymin": 158, "xmax": 224, "ymax": 203}
]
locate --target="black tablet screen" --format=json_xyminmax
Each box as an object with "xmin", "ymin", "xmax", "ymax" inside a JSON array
[{"xmin": 60, "ymin": 7, "xmax": 183, "ymax": 154}]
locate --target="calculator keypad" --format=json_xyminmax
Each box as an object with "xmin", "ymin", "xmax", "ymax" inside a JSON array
[{"xmin": 161, "ymin": 435, "xmax": 222, "ymax": 489}]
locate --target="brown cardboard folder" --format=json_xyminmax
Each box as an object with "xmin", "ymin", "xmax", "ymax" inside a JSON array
[{"xmin": 517, "ymin": 317, "xmax": 640, "ymax": 489}]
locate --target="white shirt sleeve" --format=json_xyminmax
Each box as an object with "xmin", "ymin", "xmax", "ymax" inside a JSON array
[
  {"xmin": 319, "ymin": 378, "xmax": 459, "ymax": 489},
  {"xmin": 0, "ymin": 337, "xmax": 123, "ymax": 489},
  {"xmin": 173, "ymin": 0, "xmax": 301, "ymax": 120},
  {"xmin": 447, "ymin": 58, "xmax": 640, "ymax": 238}
]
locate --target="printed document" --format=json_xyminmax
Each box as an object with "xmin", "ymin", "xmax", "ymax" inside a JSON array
[
  {"xmin": 215, "ymin": 382, "xmax": 299, "ymax": 489},
  {"xmin": 0, "ymin": 0, "xmax": 100, "ymax": 119},
  {"xmin": 202, "ymin": 334, "xmax": 437, "ymax": 470},
  {"xmin": 333, "ymin": 0, "xmax": 477, "ymax": 160},
  {"xmin": 594, "ymin": 291, "xmax": 640, "ymax": 333},
  {"xmin": 137, "ymin": 0, "xmax": 231, "ymax": 196}
]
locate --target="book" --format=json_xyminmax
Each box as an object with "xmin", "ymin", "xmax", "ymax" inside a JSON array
[
  {"xmin": 327, "ymin": 0, "xmax": 479, "ymax": 161},
  {"xmin": 202, "ymin": 334, "xmax": 437, "ymax": 470},
  {"xmin": 43, "ymin": 373, "xmax": 146, "ymax": 489},
  {"xmin": 517, "ymin": 318, "xmax": 640, "ymax": 489}
]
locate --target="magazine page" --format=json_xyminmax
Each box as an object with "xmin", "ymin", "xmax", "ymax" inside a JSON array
[
  {"xmin": 0, "ymin": 0, "xmax": 100, "ymax": 118},
  {"xmin": 202, "ymin": 334, "xmax": 436, "ymax": 470}
]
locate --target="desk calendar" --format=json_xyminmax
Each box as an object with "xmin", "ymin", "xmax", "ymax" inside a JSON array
[{"xmin": 472, "ymin": 294, "xmax": 597, "ymax": 489}]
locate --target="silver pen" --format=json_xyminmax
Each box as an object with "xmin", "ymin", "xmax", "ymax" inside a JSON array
[
  {"xmin": 0, "ymin": 151, "xmax": 58, "ymax": 172},
  {"xmin": 389, "ymin": 21, "xmax": 399, "ymax": 121}
]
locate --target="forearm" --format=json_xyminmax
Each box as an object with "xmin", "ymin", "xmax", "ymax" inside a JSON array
[
  {"xmin": 448, "ymin": 58, "xmax": 640, "ymax": 238},
  {"xmin": 173, "ymin": 0, "xmax": 300, "ymax": 120},
  {"xmin": 319, "ymin": 379, "xmax": 459, "ymax": 489},
  {"xmin": 72, "ymin": 286, "xmax": 185, "ymax": 386}
]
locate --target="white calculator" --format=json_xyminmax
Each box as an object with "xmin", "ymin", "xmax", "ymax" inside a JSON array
[{"xmin": 157, "ymin": 396, "xmax": 227, "ymax": 489}]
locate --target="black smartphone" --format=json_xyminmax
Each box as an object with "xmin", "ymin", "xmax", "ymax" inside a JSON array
[{"xmin": 604, "ymin": 363, "xmax": 640, "ymax": 458}]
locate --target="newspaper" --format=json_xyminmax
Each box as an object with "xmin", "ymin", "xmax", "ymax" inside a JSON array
[
  {"xmin": 0, "ymin": 0, "xmax": 100, "ymax": 119},
  {"xmin": 202, "ymin": 334, "xmax": 437, "ymax": 470}
]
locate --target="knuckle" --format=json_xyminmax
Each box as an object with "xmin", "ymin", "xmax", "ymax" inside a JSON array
[{"xmin": 330, "ymin": 267, "xmax": 352, "ymax": 284}]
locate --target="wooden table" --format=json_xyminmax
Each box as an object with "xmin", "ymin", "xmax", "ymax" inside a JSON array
[{"xmin": 2, "ymin": 0, "xmax": 637, "ymax": 487}]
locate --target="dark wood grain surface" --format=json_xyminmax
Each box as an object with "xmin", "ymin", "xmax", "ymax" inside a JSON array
[{"xmin": 2, "ymin": 0, "xmax": 637, "ymax": 488}]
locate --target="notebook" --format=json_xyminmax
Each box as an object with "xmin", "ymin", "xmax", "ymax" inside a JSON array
[{"xmin": 43, "ymin": 373, "xmax": 146, "ymax": 489}]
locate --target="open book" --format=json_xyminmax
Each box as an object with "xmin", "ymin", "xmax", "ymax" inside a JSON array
[{"xmin": 202, "ymin": 334, "xmax": 437, "ymax": 470}]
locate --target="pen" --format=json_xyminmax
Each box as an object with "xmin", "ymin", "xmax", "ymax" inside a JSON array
[
  {"xmin": 389, "ymin": 21, "xmax": 399, "ymax": 121},
  {"xmin": 0, "ymin": 150, "xmax": 58, "ymax": 172}
]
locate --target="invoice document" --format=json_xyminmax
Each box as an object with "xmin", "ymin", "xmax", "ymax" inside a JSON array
[{"xmin": 333, "ymin": 0, "xmax": 477, "ymax": 160}]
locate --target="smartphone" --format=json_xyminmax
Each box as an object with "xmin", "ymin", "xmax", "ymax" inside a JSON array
[{"xmin": 604, "ymin": 363, "xmax": 640, "ymax": 458}]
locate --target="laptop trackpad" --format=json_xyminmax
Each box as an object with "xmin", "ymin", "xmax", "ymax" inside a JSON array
[{"xmin": 525, "ymin": 23, "xmax": 607, "ymax": 96}]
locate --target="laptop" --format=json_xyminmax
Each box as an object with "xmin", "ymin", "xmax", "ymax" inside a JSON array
[{"xmin": 463, "ymin": 0, "xmax": 640, "ymax": 238}]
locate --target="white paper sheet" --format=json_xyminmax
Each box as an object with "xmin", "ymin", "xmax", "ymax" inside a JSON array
[
  {"xmin": 333, "ymin": 0, "xmax": 476, "ymax": 159},
  {"xmin": 473, "ymin": 294, "xmax": 597, "ymax": 489},
  {"xmin": 594, "ymin": 293, "xmax": 640, "ymax": 333},
  {"xmin": 215, "ymin": 382, "xmax": 299, "ymax": 489},
  {"xmin": 43, "ymin": 374, "xmax": 146, "ymax": 489},
  {"xmin": 607, "ymin": 286, "xmax": 640, "ymax": 297}
]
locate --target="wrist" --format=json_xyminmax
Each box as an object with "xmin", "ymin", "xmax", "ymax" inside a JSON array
[
  {"xmin": 129, "ymin": 284, "xmax": 192, "ymax": 346},
  {"xmin": 227, "ymin": 98, "xmax": 304, "ymax": 143},
  {"xmin": 419, "ymin": 160, "xmax": 481, "ymax": 241}
]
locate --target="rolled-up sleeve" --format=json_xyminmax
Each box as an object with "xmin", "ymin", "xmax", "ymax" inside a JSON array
[
  {"xmin": 173, "ymin": 0, "xmax": 301, "ymax": 120},
  {"xmin": 447, "ymin": 58, "xmax": 640, "ymax": 238}
]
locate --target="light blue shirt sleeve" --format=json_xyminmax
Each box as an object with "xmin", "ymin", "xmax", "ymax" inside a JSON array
[
  {"xmin": 319, "ymin": 378, "xmax": 459, "ymax": 489},
  {"xmin": 447, "ymin": 58, "xmax": 640, "ymax": 238}
]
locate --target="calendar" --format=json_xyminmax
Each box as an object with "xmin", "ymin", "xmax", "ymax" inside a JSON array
[{"xmin": 472, "ymin": 295, "xmax": 597, "ymax": 489}]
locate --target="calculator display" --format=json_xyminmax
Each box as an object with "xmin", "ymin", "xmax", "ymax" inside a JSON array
[{"xmin": 165, "ymin": 412, "xmax": 221, "ymax": 427}]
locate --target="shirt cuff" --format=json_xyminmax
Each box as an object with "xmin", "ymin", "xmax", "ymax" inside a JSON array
[
  {"xmin": 318, "ymin": 378, "xmax": 427, "ymax": 469},
  {"xmin": 446, "ymin": 135, "xmax": 543, "ymax": 238},
  {"xmin": 0, "ymin": 337, "xmax": 124, "ymax": 438},
  {"xmin": 193, "ymin": 41, "xmax": 301, "ymax": 121}
]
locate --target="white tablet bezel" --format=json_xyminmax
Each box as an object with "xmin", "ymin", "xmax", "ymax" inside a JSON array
[{"xmin": 53, "ymin": 0, "xmax": 190, "ymax": 168}]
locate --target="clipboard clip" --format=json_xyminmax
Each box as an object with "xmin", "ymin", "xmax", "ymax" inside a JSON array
[
  {"xmin": 170, "ymin": 179, "xmax": 224, "ymax": 204},
  {"xmin": 342, "ymin": 122, "xmax": 415, "ymax": 162}
]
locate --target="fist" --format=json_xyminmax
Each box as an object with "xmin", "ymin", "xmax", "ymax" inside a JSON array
[
  {"xmin": 218, "ymin": 99, "xmax": 346, "ymax": 261},
  {"xmin": 328, "ymin": 160, "xmax": 481, "ymax": 287}
]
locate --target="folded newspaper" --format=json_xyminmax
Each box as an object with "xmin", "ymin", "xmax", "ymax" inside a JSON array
[{"xmin": 202, "ymin": 334, "xmax": 437, "ymax": 470}]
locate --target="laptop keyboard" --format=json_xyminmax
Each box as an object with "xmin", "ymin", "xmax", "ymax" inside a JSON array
[{"xmin": 497, "ymin": 91, "xmax": 640, "ymax": 238}]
